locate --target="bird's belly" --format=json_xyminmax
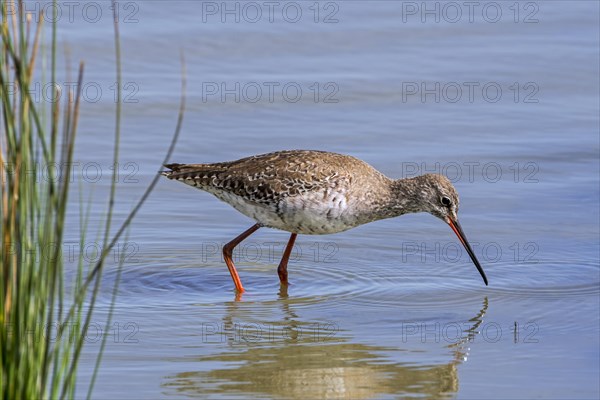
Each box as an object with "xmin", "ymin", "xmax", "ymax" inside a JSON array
[
  {"xmin": 210, "ymin": 191, "xmax": 285, "ymax": 230},
  {"xmin": 210, "ymin": 190, "xmax": 359, "ymax": 235},
  {"xmin": 277, "ymin": 191, "xmax": 358, "ymax": 234}
]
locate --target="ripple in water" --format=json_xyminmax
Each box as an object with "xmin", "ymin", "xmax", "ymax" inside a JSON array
[{"xmin": 95, "ymin": 253, "xmax": 599, "ymax": 310}]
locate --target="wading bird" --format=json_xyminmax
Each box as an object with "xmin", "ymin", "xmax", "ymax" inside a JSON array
[{"xmin": 162, "ymin": 150, "xmax": 488, "ymax": 293}]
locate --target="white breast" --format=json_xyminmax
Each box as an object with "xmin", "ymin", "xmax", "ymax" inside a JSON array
[
  {"xmin": 208, "ymin": 188, "xmax": 359, "ymax": 235},
  {"xmin": 277, "ymin": 189, "xmax": 358, "ymax": 234}
]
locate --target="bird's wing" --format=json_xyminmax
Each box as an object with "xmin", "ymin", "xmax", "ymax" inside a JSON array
[{"xmin": 161, "ymin": 150, "xmax": 361, "ymax": 204}]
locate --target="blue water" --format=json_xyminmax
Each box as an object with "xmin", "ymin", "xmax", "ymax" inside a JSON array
[{"xmin": 37, "ymin": 0, "xmax": 600, "ymax": 398}]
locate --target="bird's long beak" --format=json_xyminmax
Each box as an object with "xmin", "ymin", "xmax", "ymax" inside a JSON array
[{"xmin": 446, "ymin": 217, "xmax": 489, "ymax": 286}]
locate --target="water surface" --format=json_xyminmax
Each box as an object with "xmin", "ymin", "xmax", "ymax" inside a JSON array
[{"xmin": 43, "ymin": 1, "xmax": 600, "ymax": 398}]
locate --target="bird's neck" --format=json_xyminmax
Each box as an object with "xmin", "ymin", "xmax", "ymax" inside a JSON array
[
  {"xmin": 353, "ymin": 177, "xmax": 426, "ymax": 224},
  {"xmin": 386, "ymin": 177, "xmax": 428, "ymax": 216}
]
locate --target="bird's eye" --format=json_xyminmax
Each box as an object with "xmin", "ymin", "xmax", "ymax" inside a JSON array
[{"xmin": 441, "ymin": 196, "xmax": 452, "ymax": 207}]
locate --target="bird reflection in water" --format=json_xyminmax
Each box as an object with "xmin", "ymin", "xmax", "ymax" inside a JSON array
[{"xmin": 163, "ymin": 296, "xmax": 489, "ymax": 399}]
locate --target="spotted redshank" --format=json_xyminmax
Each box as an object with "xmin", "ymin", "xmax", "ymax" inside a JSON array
[{"xmin": 161, "ymin": 150, "xmax": 488, "ymax": 292}]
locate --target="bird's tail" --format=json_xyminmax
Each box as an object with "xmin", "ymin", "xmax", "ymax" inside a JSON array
[
  {"xmin": 160, "ymin": 163, "xmax": 186, "ymax": 178},
  {"xmin": 160, "ymin": 163, "xmax": 219, "ymax": 180}
]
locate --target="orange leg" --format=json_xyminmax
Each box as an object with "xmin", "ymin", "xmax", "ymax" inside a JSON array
[
  {"xmin": 223, "ymin": 224, "xmax": 261, "ymax": 293},
  {"xmin": 277, "ymin": 233, "xmax": 297, "ymax": 285}
]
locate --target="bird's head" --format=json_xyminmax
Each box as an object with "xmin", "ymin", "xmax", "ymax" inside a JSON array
[
  {"xmin": 412, "ymin": 174, "xmax": 460, "ymax": 222},
  {"xmin": 409, "ymin": 174, "xmax": 489, "ymax": 286}
]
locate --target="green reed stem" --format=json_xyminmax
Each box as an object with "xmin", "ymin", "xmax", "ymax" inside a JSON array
[{"xmin": 0, "ymin": 1, "xmax": 184, "ymax": 398}]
